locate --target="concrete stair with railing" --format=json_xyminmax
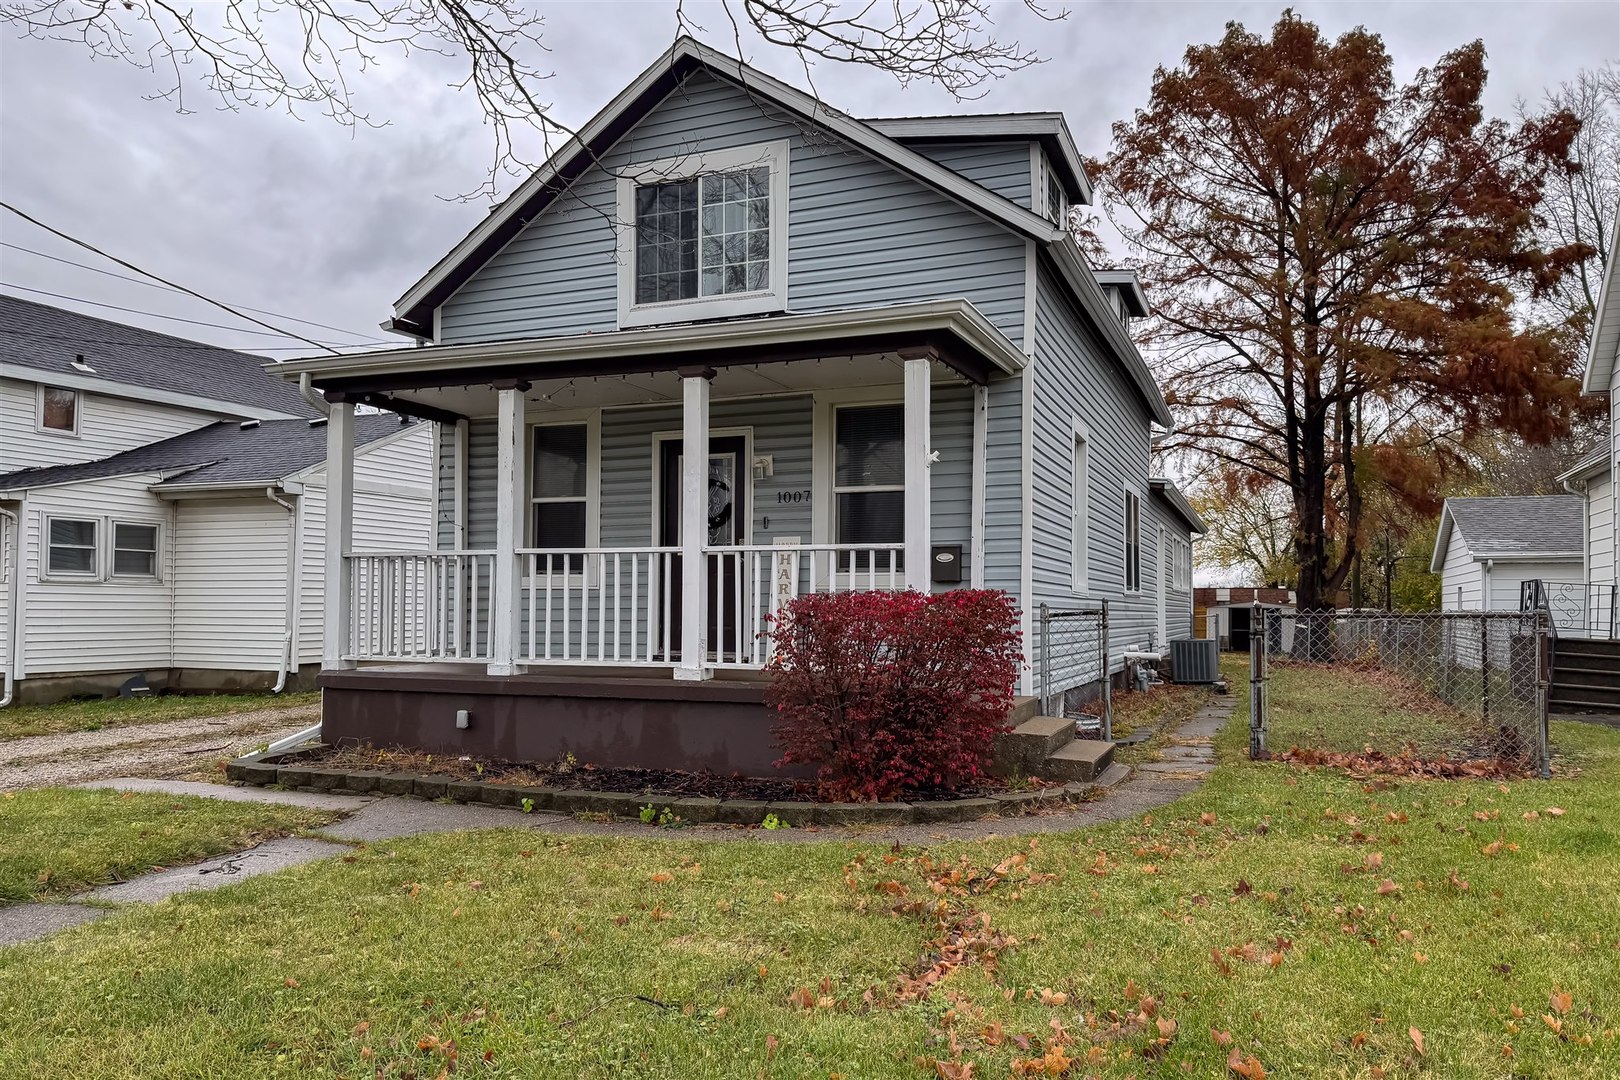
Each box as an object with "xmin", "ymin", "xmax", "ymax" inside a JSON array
[
  {"xmin": 1550, "ymin": 638, "xmax": 1620, "ymax": 715},
  {"xmin": 993, "ymin": 697, "xmax": 1122, "ymax": 784}
]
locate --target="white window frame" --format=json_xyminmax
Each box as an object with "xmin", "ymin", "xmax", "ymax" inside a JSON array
[
  {"xmin": 827, "ymin": 400, "xmax": 906, "ymax": 551},
  {"xmin": 525, "ymin": 414, "xmax": 601, "ymax": 577},
  {"xmin": 1123, "ymin": 486, "xmax": 1142, "ymax": 594},
  {"xmin": 110, "ymin": 519, "xmax": 162, "ymax": 581},
  {"xmin": 43, "ymin": 514, "xmax": 99, "ymax": 581},
  {"xmin": 36, "ymin": 384, "xmax": 81, "ymax": 437},
  {"xmin": 1071, "ymin": 421, "xmax": 1089, "ymax": 593},
  {"xmin": 615, "ymin": 140, "xmax": 790, "ymax": 329}
]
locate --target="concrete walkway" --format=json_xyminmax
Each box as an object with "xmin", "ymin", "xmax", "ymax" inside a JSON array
[{"xmin": 0, "ymin": 693, "xmax": 1236, "ymax": 947}]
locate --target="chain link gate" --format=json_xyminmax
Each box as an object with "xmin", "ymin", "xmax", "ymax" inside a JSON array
[
  {"xmin": 1037, "ymin": 602, "xmax": 1112, "ymax": 740},
  {"xmin": 1248, "ymin": 606, "xmax": 1551, "ymax": 777}
]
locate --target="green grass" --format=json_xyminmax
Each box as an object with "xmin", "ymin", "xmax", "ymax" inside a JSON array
[
  {"xmin": 0, "ymin": 788, "xmax": 337, "ymax": 904},
  {"xmin": 0, "ymin": 691, "xmax": 320, "ymax": 741},
  {"xmin": 1, "ymin": 676, "xmax": 1617, "ymax": 1077}
]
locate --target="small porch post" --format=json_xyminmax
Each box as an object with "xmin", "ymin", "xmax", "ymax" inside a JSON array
[
  {"xmin": 677, "ymin": 367, "xmax": 714, "ymax": 681},
  {"xmin": 323, "ymin": 395, "xmax": 356, "ymax": 670},
  {"xmin": 488, "ymin": 380, "xmax": 529, "ymax": 676},
  {"xmin": 902, "ymin": 350, "xmax": 933, "ymax": 593}
]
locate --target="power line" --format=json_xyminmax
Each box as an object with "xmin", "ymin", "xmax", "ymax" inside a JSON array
[
  {"xmin": 1, "ymin": 282, "xmax": 368, "ymax": 345},
  {"xmin": 0, "ymin": 241, "xmax": 393, "ymax": 345},
  {"xmin": 0, "ymin": 202, "xmax": 342, "ymax": 355},
  {"xmin": 1, "ymin": 327, "xmax": 396, "ymax": 353}
]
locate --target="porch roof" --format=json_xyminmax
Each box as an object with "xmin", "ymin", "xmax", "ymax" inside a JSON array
[{"xmin": 271, "ymin": 300, "xmax": 1026, "ymax": 416}]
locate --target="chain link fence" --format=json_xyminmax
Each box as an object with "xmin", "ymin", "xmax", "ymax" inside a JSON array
[
  {"xmin": 1248, "ymin": 607, "xmax": 1550, "ymax": 777},
  {"xmin": 1036, "ymin": 603, "xmax": 1112, "ymax": 739}
]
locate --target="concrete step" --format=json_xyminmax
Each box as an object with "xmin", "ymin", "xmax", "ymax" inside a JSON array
[
  {"xmin": 1092, "ymin": 762, "xmax": 1132, "ymax": 789},
  {"xmin": 994, "ymin": 715, "xmax": 1077, "ymax": 775},
  {"xmin": 1007, "ymin": 696, "xmax": 1042, "ymax": 727},
  {"xmin": 1039, "ymin": 738, "xmax": 1115, "ymax": 783}
]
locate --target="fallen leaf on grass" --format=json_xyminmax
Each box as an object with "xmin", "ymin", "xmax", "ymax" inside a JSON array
[
  {"xmin": 1481, "ymin": 840, "xmax": 1504, "ymax": 857},
  {"xmin": 1409, "ymin": 1026, "xmax": 1425, "ymax": 1056},
  {"xmin": 764, "ymin": 1034, "xmax": 779, "ymax": 1059},
  {"xmin": 283, "ymin": 977, "xmax": 300, "ymax": 988},
  {"xmin": 1546, "ymin": 806, "xmax": 1565, "ymax": 817},
  {"xmin": 1375, "ymin": 879, "xmax": 1399, "ymax": 896},
  {"xmin": 1038, "ymin": 988, "xmax": 1068, "ymax": 1006},
  {"xmin": 787, "ymin": 987, "xmax": 815, "ymax": 1010},
  {"xmin": 650, "ymin": 872, "xmax": 673, "ymax": 884},
  {"xmin": 933, "ymin": 1060, "xmax": 974, "ymax": 1080},
  {"xmin": 1211, "ymin": 1029, "xmax": 1233, "ymax": 1048},
  {"xmin": 1200, "ymin": 812, "xmax": 1218, "ymax": 826},
  {"xmin": 1550, "ymin": 989, "xmax": 1573, "ymax": 1015},
  {"xmin": 1226, "ymin": 1048, "xmax": 1266, "ymax": 1078}
]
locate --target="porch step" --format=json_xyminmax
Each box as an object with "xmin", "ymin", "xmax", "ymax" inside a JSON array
[
  {"xmin": 1553, "ymin": 638, "xmax": 1620, "ymax": 662},
  {"xmin": 995, "ymin": 715, "xmax": 1077, "ymax": 775},
  {"xmin": 1550, "ymin": 682, "xmax": 1620, "ymax": 708},
  {"xmin": 1550, "ymin": 664, "xmax": 1620, "ymax": 689},
  {"xmin": 1039, "ymin": 738, "xmax": 1116, "ymax": 783},
  {"xmin": 1093, "ymin": 762, "xmax": 1132, "ymax": 789},
  {"xmin": 1007, "ymin": 696, "xmax": 1042, "ymax": 727}
]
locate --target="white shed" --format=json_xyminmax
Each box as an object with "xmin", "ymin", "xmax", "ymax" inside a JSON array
[{"xmin": 1429, "ymin": 496, "xmax": 1586, "ymax": 616}]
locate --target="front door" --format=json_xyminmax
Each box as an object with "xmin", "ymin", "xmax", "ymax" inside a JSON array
[{"xmin": 659, "ymin": 436, "xmax": 748, "ymax": 661}]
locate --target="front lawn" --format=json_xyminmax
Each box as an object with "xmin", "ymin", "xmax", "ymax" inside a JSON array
[
  {"xmin": 0, "ymin": 690, "xmax": 320, "ymax": 741},
  {"xmin": 0, "ymin": 788, "xmax": 337, "ymax": 904},
  {"xmin": 1, "ymin": 676, "xmax": 1616, "ymax": 1077}
]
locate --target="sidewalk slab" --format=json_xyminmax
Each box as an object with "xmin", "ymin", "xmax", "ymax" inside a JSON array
[
  {"xmin": 78, "ymin": 778, "xmax": 376, "ymax": 811},
  {"xmin": 85, "ymin": 837, "xmax": 351, "ymax": 905},
  {"xmin": 0, "ymin": 903, "xmax": 110, "ymax": 948},
  {"xmin": 319, "ymin": 797, "xmax": 568, "ymax": 842}
]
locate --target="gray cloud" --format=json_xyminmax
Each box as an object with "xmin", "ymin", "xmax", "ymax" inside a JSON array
[{"xmin": 1, "ymin": 1, "xmax": 1615, "ymax": 354}]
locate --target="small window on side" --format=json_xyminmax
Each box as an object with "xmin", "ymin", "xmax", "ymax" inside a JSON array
[
  {"xmin": 1071, "ymin": 432, "xmax": 1089, "ymax": 592},
  {"xmin": 112, "ymin": 522, "xmax": 159, "ymax": 577},
  {"xmin": 39, "ymin": 386, "xmax": 79, "ymax": 434},
  {"xmin": 1124, "ymin": 490, "xmax": 1141, "ymax": 593},
  {"xmin": 47, "ymin": 517, "xmax": 97, "ymax": 576}
]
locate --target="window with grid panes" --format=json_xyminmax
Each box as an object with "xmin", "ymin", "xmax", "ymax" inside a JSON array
[{"xmin": 634, "ymin": 166, "xmax": 770, "ymax": 304}]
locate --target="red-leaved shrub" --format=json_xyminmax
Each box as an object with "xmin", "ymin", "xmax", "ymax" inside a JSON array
[{"xmin": 764, "ymin": 589, "xmax": 1022, "ymax": 800}]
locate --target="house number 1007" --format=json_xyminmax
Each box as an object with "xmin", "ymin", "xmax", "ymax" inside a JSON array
[{"xmin": 776, "ymin": 490, "xmax": 811, "ymax": 504}]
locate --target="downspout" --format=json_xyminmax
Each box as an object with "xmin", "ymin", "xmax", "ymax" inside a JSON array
[
  {"xmin": 266, "ymin": 487, "xmax": 298, "ymax": 693},
  {"xmin": 298, "ymin": 373, "xmax": 331, "ymax": 418},
  {"xmin": 0, "ymin": 508, "xmax": 18, "ymax": 708}
]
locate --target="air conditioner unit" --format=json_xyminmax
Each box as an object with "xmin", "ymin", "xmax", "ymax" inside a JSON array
[{"xmin": 1169, "ymin": 638, "xmax": 1219, "ymax": 684}]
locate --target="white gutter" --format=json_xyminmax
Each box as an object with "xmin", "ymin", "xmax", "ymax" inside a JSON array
[
  {"xmin": 297, "ymin": 372, "xmax": 331, "ymax": 417},
  {"xmin": 265, "ymin": 487, "xmax": 299, "ymax": 694},
  {"xmin": 0, "ymin": 508, "xmax": 18, "ymax": 708}
]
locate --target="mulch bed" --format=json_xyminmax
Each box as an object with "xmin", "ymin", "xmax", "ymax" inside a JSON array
[{"xmin": 308, "ymin": 744, "xmax": 1037, "ymax": 804}]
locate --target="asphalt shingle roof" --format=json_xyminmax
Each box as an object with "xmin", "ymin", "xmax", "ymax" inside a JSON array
[
  {"xmin": 1445, "ymin": 496, "xmax": 1585, "ymax": 558},
  {"xmin": 0, "ymin": 294, "xmax": 319, "ymax": 418},
  {"xmin": 0, "ymin": 414, "xmax": 412, "ymax": 491}
]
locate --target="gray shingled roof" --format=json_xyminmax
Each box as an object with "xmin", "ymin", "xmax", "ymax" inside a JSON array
[
  {"xmin": 0, "ymin": 414, "xmax": 412, "ymax": 491},
  {"xmin": 1444, "ymin": 496, "xmax": 1585, "ymax": 558},
  {"xmin": 0, "ymin": 294, "xmax": 319, "ymax": 418}
]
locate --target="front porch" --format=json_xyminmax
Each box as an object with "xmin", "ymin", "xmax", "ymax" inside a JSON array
[{"xmin": 307, "ymin": 302, "xmax": 1024, "ymax": 695}]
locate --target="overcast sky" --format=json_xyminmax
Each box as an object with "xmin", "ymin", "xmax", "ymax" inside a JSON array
[{"xmin": 1, "ymin": 0, "xmax": 1616, "ymax": 358}]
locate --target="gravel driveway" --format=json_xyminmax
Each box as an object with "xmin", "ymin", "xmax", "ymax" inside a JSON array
[{"xmin": 0, "ymin": 703, "xmax": 319, "ymax": 790}]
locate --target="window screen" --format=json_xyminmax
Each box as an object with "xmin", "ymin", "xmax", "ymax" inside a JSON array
[
  {"xmin": 834, "ymin": 404, "xmax": 905, "ymax": 560},
  {"xmin": 532, "ymin": 425, "xmax": 588, "ymax": 571},
  {"xmin": 112, "ymin": 522, "xmax": 158, "ymax": 577},
  {"xmin": 41, "ymin": 387, "xmax": 77, "ymax": 432},
  {"xmin": 48, "ymin": 518, "xmax": 96, "ymax": 575}
]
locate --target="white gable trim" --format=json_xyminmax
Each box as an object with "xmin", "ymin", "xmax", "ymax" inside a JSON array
[
  {"xmin": 1581, "ymin": 220, "xmax": 1620, "ymax": 394},
  {"xmin": 3, "ymin": 367, "xmax": 305, "ymax": 421}
]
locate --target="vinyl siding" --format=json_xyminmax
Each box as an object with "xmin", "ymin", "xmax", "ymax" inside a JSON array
[
  {"xmin": 1486, "ymin": 559, "xmax": 1585, "ymax": 613},
  {"xmin": 1439, "ymin": 532, "xmax": 1482, "ymax": 611},
  {"xmin": 907, "ymin": 142, "xmax": 1033, "ymax": 208},
  {"xmin": 1029, "ymin": 257, "xmax": 1158, "ymax": 693},
  {"xmin": 1149, "ymin": 498, "xmax": 1195, "ymax": 642},
  {"xmin": 1589, "ymin": 470, "xmax": 1614, "ymax": 592},
  {"xmin": 437, "ymin": 70, "xmax": 1028, "ymax": 347},
  {"xmin": 981, "ymin": 374, "xmax": 1024, "ymax": 599},
  {"xmin": 17, "ymin": 474, "xmax": 175, "ymax": 676},
  {"xmin": 172, "ymin": 499, "xmax": 289, "ymax": 670},
  {"xmin": 1, "ymin": 375, "xmax": 228, "ymax": 471}
]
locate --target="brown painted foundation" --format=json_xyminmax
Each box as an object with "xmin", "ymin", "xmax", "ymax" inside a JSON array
[{"xmin": 318, "ymin": 667, "xmax": 811, "ymax": 778}]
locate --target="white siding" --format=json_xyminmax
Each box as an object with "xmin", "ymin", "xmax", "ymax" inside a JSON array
[
  {"xmin": 1588, "ymin": 470, "xmax": 1614, "ymax": 591},
  {"xmin": 18, "ymin": 474, "xmax": 175, "ymax": 676},
  {"xmin": 1439, "ymin": 530, "xmax": 1483, "ymax": 611},
  {"xmin": 171, "ymin": 499, "xmax": 289, "ymax": 670},
  {"xmin": 1, "ymin": 376, "xmax": 227, "ymax": 471},
  {"xmin": 1486, "ymin": 559, "xmax": 1585, "ymax": 613}
]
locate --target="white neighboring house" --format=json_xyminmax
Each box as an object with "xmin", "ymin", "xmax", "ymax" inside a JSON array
[
  {"xmin": 1429, "ymin": 496, "xmax": 1587, "ymax": 625},
  {"xmin": 1558, "ymin": 220, "xmax": 1620, "ymax": 629},
  {"xmin": 0, "ymin": 295, "xmax": 433, "ymax": 705}
]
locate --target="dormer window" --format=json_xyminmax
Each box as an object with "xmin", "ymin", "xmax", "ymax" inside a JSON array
[
  {"xmin": 616, "ymin": 141, "xmax": 788, "ymax": 328},
  {"xmin": 1046, "ymin": 171, "xmax": 1066, "ymax": 227}
]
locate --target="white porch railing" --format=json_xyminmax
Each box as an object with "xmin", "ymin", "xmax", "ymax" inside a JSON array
[
  {"xmin": 343, "ymin": 543, "xmax": 904, "ymax": 669},
  {"xmin": 346, "ymin": 550, "xmax": 495, "ymax": 662}
]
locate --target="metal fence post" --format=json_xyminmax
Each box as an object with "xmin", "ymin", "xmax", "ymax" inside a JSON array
[
  {"xmin": 1535, "ymin": 611, "xmax": 1551, "ymax": 779},
  {"xmin": 1038, "ymin": 602, "xmax": 1050, "ymax": 716},
  {"xmin": 1249, "ymin": 601, "xmax": 1265, "ymax": 759},
  {"xmin": 1479, "ymin": 614, "xmax": 1491, "ymax": 726},
  {"xmin": 1100, "ymin": 599, "xmax": 1112, "ymax": 742}
]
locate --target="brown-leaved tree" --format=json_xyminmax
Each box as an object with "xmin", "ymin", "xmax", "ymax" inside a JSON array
[{"xmin": 1092, "ymin": 11, "xmax": 1590, "ymax": 611}]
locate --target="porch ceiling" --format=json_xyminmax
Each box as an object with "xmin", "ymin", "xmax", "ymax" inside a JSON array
[{"xmin": 269, "ymin": 300, "xmax": 1025, "ymax": 420}]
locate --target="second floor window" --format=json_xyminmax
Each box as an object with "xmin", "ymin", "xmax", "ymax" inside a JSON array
[
  {"xmin": 617, "ymin": 141, "xmax": 788, "ymax": 328},
  {"xmin": 38, "ymin": 386, "xmax": 79, "ymax": 434}
]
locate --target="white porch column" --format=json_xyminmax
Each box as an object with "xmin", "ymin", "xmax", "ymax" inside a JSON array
[
  {"xmin": 903, "ymin": 352, "xmax": 933, "ymax": 592},
  {"xmin": 970, "ymin": 383, "xmax": 988, "ymax": 588},
  {"xmin": 323, "ymin": 397, "xmax": 356, "ymax": 670},
  {"xmin": 677, "ymin": 367, "xmax": 714, "ymax": 681},
  {"xmin": 488, "ymin": 380, "xmax": 529, "ymax": 676}
]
